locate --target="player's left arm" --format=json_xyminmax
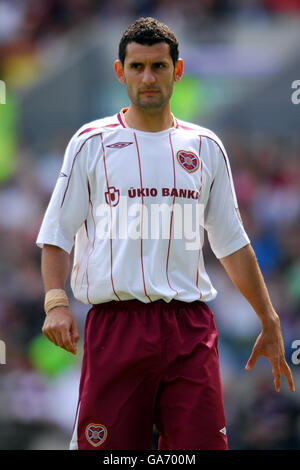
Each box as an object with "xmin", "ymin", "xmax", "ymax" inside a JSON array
[{"xmin": 219, "ymin": 243, "xmax": 295, "ymax": 393}]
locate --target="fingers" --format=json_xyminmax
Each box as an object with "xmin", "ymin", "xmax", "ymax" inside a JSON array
[
  {"xmin": 271, "ymin": 358, "xmax": 296, "ymax": 393},
  {"xmin": 281, "ymin": 360, "xmax": 295, "ymax": 392},
  {"xmin": 70, "ymin": 320, "xmax": 80, "ymax": 352},
  {"xmin": 42, "ymin": 310, "xmax": 80, "ymax": 355},
  {"xmin": 61, "ymin": 325, "xmax": 77, "ymax": 354},
  {"xmin": 269, "ymin": 350, "xmax": 297, "ymax": 392},
  {"xmin": 44, "ymin": 324, "xmax": 76, "ymax": 354},
  {"xmin": 270, "ymin": 357, "xmax": 281, "ymax": 392},
  {"xmin": 245, "ymin": 351, "xmax": 296, "ymax": 393},
  {"xmin": 245, "ymin": 346, "xmax": 260, "ymax": 370},
  {"xmin": 43, "ymin": 328, "xmax": 59, "ymax": 349}
]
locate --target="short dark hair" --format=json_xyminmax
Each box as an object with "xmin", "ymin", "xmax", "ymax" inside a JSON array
[{"xmin": 118, "ymin": 17, "xmax": 179, "ymax": 67}]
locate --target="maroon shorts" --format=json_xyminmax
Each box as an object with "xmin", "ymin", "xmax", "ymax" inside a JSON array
[{"xmin": 70, "ymin": 299, "xmax": 228, "ymax": 450}]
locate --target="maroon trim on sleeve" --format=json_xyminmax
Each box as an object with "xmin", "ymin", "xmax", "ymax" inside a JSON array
[
  {"xmin": 78, "ymin": 127, "xmax": 99, "ymax": 136},
  {"xmin": 60, "ymin": 133, "xmax": 102, "ymax": 208},
  {"xmin": 78, "ymin": 123, "xmax": 119, "ymax": 136},
  {"xmin": 178, "ymin": 124, "xmax": 196, "ymax": 131},
  {"xmin": 205, "ymin": 136, "xmax": 230, "ymax": 178}
]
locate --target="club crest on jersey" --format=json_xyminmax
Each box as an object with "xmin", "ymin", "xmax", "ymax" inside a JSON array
[
  {"xmin": 176, "ymin": 150, "xmax": 200, "ymax": 173},
  {"xmin": 85, "ymin": 423, "xmax": 107, "ymax": 447},
  {"xmin": 105, "ymin": 186, "xmax": 120, "ymax": 206},
  {"xmin": 106, "ymin": 142, "xmax": 133, "ymax": 149}
]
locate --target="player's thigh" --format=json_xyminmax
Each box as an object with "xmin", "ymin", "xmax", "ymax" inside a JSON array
[
  {"xmin": 76, "ymin": 373, "xmax": 159, "ymax": 450},
  {"xmin": 154, "ymin": 328, "xmax": 227, "ymax": 450},
  {"xmin": 74, "ymin": 303, "xmax": 162, "ymax": 450}
]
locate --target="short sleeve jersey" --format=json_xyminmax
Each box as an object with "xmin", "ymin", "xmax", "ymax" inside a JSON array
[{"xmin": 36, "ymin": 108, "xmax": 250, "ymax": 305}]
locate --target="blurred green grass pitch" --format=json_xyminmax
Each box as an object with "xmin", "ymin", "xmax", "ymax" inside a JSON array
[{"xmin": 28, "ymin": 333, "xmax": 79, "ymax": 378}]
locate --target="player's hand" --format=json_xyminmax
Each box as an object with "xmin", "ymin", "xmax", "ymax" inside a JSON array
[
  {"xmin": 245, "ymin": 318, "xmax": 295, "ymax": 392},
  {"xmin": 42, "ymin": 306, "xmax": 80, "ymax": 355}
]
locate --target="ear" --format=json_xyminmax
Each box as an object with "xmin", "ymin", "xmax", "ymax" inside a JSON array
[
  {"xmin": 174, "ymin": 58, "xmax": 184, "ymax": 82},
  {"xmin": 114, "ymin": 60, "xmax": 126, "ymax": 84}
]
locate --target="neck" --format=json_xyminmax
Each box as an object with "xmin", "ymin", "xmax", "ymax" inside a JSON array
[{"xmin": 122, "ymin": 104, "xmax": 175, "ymax": 132}]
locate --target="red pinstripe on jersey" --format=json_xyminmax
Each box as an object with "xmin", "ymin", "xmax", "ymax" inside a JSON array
[
  {"xmin": 133, "ymin": 133, "xmax": 152, "ymax": 303},
  {"xmin": 100, "ymin": 133, "xmax": 122, "ymax": 302},
  {"xmin": 87, "ymin": 181, "xmax": 96, "ymax": 253},
  {"xmin": 85, "ymin": 181, "xmax": 97, "ymax": 304},
  {"xmin": 72, "ymin": 263, "xmax": 80, "ymax": 290},
  {"xmin": 195, "ymin": 136, "xmax": 203, "ymax": 299},
  {"xmin": 166, "ymin": 134, "xmax": 179, "ymax": 296}
]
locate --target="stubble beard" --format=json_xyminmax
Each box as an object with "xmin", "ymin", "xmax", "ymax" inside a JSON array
[{"xmin": 127, "ymin": 83, "xmax": 174, "ymax": 111}]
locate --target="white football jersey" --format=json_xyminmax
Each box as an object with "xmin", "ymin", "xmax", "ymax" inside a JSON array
[{"xmin": 36, "ymin": 108, "xmax": 250, "ymax": 305}]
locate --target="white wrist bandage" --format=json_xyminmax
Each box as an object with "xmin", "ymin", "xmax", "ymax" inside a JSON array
[{"xmin": 44, "ymin": 289, "xmax": 69, "ymax": 314}]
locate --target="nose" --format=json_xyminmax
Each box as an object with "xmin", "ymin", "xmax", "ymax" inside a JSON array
[{"xmin": 142, "ymin": 66, "xmax": 156, "ymax": 86}]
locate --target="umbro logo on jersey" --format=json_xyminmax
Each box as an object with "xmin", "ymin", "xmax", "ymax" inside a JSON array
[
  {"xmin": 176, "ymin": 150, "xmax": 200, "ymax": 173},
  {"xmin": 59, "ymin": 172, "xmax": 68, "ymax": 177},
  {"xmin": 106, "ymin": 142, "xmax": 133, "ymax": 149}
]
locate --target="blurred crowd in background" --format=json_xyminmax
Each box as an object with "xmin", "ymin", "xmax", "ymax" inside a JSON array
[
  {"xmin": 0, "ymin": 0, "xmax": 300, "ymax": 450},
  {"xmin": 1, "ymin": 0, "xmax": 300, "ymax": 92}
]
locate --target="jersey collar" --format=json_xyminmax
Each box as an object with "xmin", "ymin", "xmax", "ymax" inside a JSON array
[{"xmin": 117, "ymin": 108, "xmax": 179, "ymax": 130}]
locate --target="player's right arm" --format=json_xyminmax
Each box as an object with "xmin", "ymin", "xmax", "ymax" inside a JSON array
[
  {"xmin": 41, "ymin": 244, "xmax": 79, "ymax": 355},
  {"xmin": 36, "ymin": 131, "xmax": 90, "ymax": 354}
]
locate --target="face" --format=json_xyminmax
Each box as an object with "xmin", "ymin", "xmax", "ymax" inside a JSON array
[{"xmin": 115, "ymin": 42, "xmax": 183, "ymax": 110}]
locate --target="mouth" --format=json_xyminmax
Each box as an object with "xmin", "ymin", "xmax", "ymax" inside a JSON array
[{"xmin": 140, "ymin": 89, "xmax": 160, "ymax": 94}]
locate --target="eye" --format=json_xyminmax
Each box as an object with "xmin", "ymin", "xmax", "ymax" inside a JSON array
[
  {"xmin": 130, "ymin": 63, "xmax": 142, "ymax": 69},
  {"xmin": 154, "ymin": 63, "xmax": 165, "ymax": 69}
]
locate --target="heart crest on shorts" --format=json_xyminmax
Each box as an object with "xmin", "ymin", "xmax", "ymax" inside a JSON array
[
  {"xmin": 176, "ymin": 150, "xmax": 200, "ymax": 173},
  {"xmin": 85, "ymin": 423, "xmax": 108, "ymax": 447}
]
